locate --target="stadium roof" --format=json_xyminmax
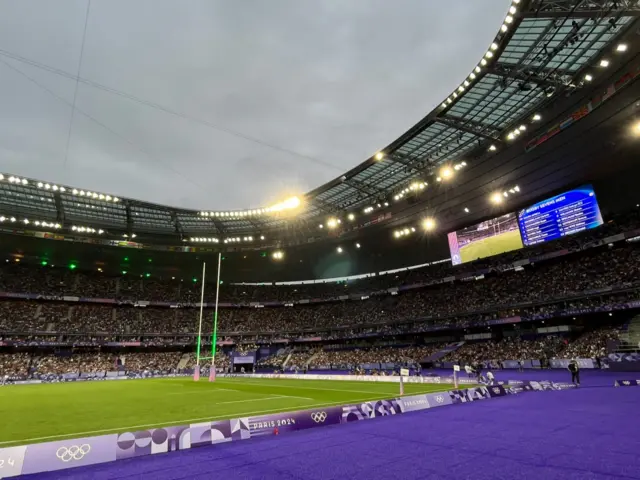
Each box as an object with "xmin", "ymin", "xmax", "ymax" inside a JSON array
[{"xmin": 0, "ymin": 0, "xmax": 638, "ymax": 249}]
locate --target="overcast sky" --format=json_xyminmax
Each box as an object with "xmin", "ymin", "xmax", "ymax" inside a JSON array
[{"xmin": 0, "ymin": 0, "xmax": 509, "ymax": 210}]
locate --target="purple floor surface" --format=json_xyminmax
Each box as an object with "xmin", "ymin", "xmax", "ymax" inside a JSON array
[{"xmin": 20, "ymin": 375, "xmax": 640, "ymax": 480}]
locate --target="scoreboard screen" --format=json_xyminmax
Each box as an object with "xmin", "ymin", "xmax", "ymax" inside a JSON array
[{"xmin": 517, "ymin": 186, "xmax": 603, "ymax": 246}]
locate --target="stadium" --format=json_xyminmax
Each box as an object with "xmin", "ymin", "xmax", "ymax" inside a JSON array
[{"xmin": 1, "ymin": 1, "xmax": 640, "ymax": 479}]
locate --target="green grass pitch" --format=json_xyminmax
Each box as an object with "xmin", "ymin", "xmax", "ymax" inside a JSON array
[
  {"xmin": 459, "ymin": 229, "xmax": 523, "ymax": 263},
  {"xmin": 0, "ymin": 377, "xmax": 456, "ymax": 447}
]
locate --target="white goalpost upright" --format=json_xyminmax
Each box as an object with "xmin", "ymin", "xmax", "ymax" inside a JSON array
[
  {"xmin": 192, "ymin": 253, "xmax": 223, "ymax": 382},
  {"xmin": 193, "ymin": 262, "xmax": 207, "ymax": 381},
  {"xmin": 209, "ymin": 253, "xmax": 222, "ymax": 382}
]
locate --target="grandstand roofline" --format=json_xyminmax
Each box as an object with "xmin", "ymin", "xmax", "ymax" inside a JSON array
[{"xmin": 0, "ymin": 0, "xmax": 638, "ymax": 248}]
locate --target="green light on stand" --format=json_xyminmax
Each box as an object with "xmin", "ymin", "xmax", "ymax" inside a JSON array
[
  {"xmin": 41, "ymin": 260, "xmax": 48, "ymax": 266},
  {"xmin": 69, "ymin": 263, "xmax": 77, "ymax": 270}
]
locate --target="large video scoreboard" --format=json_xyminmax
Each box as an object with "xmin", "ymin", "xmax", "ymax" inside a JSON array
[
  {"xmin": 517, "ymin": 186, "xmax": 603, "ymax": 246},
  {"xmin": 447, "ymin": 185, "xmax": 604, "ymax": 263}
]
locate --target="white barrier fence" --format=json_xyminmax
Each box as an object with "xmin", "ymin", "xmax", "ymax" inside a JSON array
[{"xmin": 221, "ymin": 372, "xmax": 477, "ymax": 385}]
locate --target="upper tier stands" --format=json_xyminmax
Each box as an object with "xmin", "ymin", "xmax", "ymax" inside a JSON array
[
  {"xmin": 1, "ymin": 208, "xmax": 639, "ymax": 304},
  {"xmin": 0, "ymin": 208, "xmax": 639, "ymax": 338}
]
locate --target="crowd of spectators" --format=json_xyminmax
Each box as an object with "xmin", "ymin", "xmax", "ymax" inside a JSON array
[
  {"xmin": 0, "ymin": 243, "xmax": 638, "ymax": 337},
  {"xmin": 0, "ymin": 321, "xmax": 626, "ymax": 378},
  {"xmin": 34, "ymin": 353, "xmax": 114, "ymax": 375},
  {"xmin": 561, "ymin": 327, "xmax": 619, "ymax": 359},
  {"xmin": 1, "ymin": 207, "xmax": 639, "ymax": 305},
  {"xmin": 310, "ymin": 344, "xmax": 442, "ymax": 369},
  {"xmin": 118, "ymin": 352, "xmax": 182, "ymax": 373},
  {"xmin": 0, "ymin": 352, "xmax": 30, "ymax": 378},
  {"xmin": 447, "ymin": 337, "xmax": 566, "ymax": 365}
]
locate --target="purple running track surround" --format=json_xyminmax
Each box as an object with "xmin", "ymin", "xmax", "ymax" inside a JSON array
[{"xmin": 18, "ymin": 386, "xmax": 640, "ymax": 480}]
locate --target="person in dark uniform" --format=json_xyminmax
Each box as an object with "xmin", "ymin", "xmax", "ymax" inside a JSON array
[{"xmin": 568, "ymin": 359, "xmax": 580, "ymax": 386}]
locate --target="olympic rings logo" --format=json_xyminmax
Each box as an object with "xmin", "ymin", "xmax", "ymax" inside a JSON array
[
  {"xmin": 434, "ymin": 395, "xmax": 444, "ymax": 404},
  {"xmin": 56, "ymin": 444, "xmax": 91, "ymax": 462},
  {"xmin": 310, "ymin": 412, "xmax": 327, "ymax": 423}
]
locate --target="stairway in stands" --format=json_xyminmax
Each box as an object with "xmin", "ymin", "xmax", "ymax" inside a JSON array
[
  {"xmin": 424, "ymin": 342, "xmax": 465, "ymax": 362},
  {"xmin": 177, "ymin": 354, "xmax": 192, "ymax": 370},
  {"xmin": 616, "ymin": 314, "xmax": 640, "ymax": 353}
]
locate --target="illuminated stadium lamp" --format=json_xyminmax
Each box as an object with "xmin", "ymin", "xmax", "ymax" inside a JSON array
[
  {"xmin": 272, "ymin": 251, "xmax": 284, "ymax": 260},
  {"xmin": 439, "ymin": 166, "xmax": 453, "ymax": 180},
  {"xmin": 630, "ymin": 120, "xmax": 640, "ymax": 137},
  {"xmin": 464, "ymin": 207, "xmax": 470, "ymax": 213},
  {"xmin": 423, "ymin": 218, "xmax": 436, "ymax": 231},
  {"xmin": 490, "ymin": 42, "xmax": 498, "ymax": 51},
  {"xmin": 480, "ymin": 58, "xmax": 487, "ymax": 66},
  {"xmin": 348, "ymin": 213, "xmax": 355, "ymax": 221},
  {"xmin": 509, "ymin": 5, "xmax": 517, "ymax": 14},
  {"xmin": 260, "ymin": 235, "xmax": 265, "ymax": 240},
  {"xmin": 490, "ymin": 192, "xmax": 504, "ymax": 204},
  {"xmin": 469, "ymin": 72, "xmax": 476, "ymax": 80},
  {"xmin": 374, "ymin": 152, "xmax": 384, "ymax": 161},
  {"xmin": 584, "ymin": 74, "xmax": 593, "ymax": 82},
  {"xmin": 532, "ymin": 114, "xmax": 541, "ymax": 121},
  {"xmin": 616, "ymin": 44, "xmax": 627, "ymax": 53},
  {"xmin": 355, "ymin": 243, "xmax": 361, "ymax": 248},
  {"xmin": 474, "ymin": 66, "xmax": 481, "ymax": 73},
  {"xmin": 485, "ymin": 51, "xmax": 494, "ymax": 59},
  {"xmin": 336, "ymin": 247, "xmax": 343, "ymax": 253},
  {"xmin": 489, "ymin": 144, "xmax": 497, "ymax": 151},
  {"xmin": 600, "ymin": 59, "xmax": 609, "ymax": 67},
  {"xmin": 507, "ymin": 132, "xmax": 515, "ymax": 141},
  {"xmin": 505, "ymin": 14, "xmax": 513, "ymax": 23},
  {"xmin": 327, "ymin": 218, "xmax": 338, "ymax": 229},
  {"xmin": 0, "ymin": 174, "xmax": 3, "ymax": 180}
]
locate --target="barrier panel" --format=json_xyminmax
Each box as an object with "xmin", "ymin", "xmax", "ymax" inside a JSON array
[
  {"xmin": 614, "ymin": 380, "xmax": 640, "ymax": 387},
  {"xmin": 549, "ymin": 359, "xmax": 596, "ymax": 369},
  {"xmin": 220, "ymin": 372, "xmax": 476, "ymax": 385}
]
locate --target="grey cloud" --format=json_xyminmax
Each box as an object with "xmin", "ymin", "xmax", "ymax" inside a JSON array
[{"xmin": 0, "ymin": 0, "xmax": 510, "ymax": 210}]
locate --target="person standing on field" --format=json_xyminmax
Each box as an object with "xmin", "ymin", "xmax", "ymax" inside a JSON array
[{"xmin": 568, "ymin": 359, "xmax": 580, "ymax": 386}]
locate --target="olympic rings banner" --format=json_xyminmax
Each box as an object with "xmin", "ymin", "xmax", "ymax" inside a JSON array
[{"xmin": 0, "ymin": 382, "xmax": 573, "ymax": 478}]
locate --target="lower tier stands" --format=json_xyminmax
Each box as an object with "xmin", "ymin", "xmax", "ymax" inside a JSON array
[{"xmin": 0, "ymin": 244, "xmax": 638, "ymax": 339}]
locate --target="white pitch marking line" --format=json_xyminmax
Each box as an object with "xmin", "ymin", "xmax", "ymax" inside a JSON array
[
  {"xmin": 0, "ymin": 393, "xmax": 410, "ymax": 446},
  {"xmin": 167, "ymin": 387, "xmax": 241, "ymax": 396},
  {"xmin": 273, "ymin": 394, "xmax": 315, "ymax": 401},
  {"xmin": 212, "ymin": 396, "xmax": 285, "ymax": 405}
]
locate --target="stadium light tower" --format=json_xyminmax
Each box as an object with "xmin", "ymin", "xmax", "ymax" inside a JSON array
[
  {"xmin": 439, "ymin": 166, "xmax": 454, "ymax": 180},
  {"xmin": 490, "ymin": 192, "xmax": 504, "ymax": 204},
  {"xmin": 423, "ymin": 218, "xmax": 436, "ymax": 231}
]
